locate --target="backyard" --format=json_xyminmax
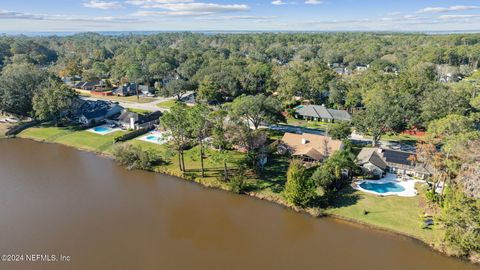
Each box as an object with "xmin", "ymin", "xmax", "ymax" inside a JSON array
[
  {"xmin": 19, "ymin": 126, "xmax": 124, "ymax": 152},
  {"xmin": 327, "ymin": 184, "xmax": 442, "ymax": 243}
]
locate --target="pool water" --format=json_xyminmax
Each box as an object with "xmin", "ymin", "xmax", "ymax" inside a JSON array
[
  {"xmin": 146, "ymin": 135, "xmax": 159, "ymax": 141},
  {"xmin": 94, "ymin": 127, "xmax": 111, "ymax": 133},
  {"xmin": 359, "ymin": 182, "xmax": 405, "ymax": 194}
]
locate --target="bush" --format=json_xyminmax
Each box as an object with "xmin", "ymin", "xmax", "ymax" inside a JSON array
[
  {"xmin": 112, "ymin": 143, "xmax": 162, "ymax": 171},
  {"xmin": 114, "ymin": 126, "xmax": 153, "ymax": 143},
  {"xmin": 284, "ymin": 160, "xmax": 316, "ymax": 207},
  {"xmin": 228, "ymin": 174, "xmax": 247, "ymax": 194}
]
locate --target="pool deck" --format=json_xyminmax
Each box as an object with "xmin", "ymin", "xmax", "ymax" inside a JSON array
[
  {"xmin": 354, "ymin": 173, "xmax": 425, "ymax": 197},
  {"xmin": 137, "ymin": 131, "xmax": 170, "ymax": 145}
]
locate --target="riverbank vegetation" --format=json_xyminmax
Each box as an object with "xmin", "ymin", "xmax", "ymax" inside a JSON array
[{"xmin": 1, "ymin": 32, "xmax": 479, "ymax": 263}]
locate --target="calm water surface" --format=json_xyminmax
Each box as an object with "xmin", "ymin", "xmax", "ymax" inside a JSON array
[{"xmin": 0, "ymin": 139, "xmax": 478, "ymax": 270}]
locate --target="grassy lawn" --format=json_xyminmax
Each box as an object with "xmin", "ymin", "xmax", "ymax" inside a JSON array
[
  {"xmin": 327, "ymin": 185, "xmax": 443, "ymax": 243},
  {"xmin": 19, "ymin": 126, "xmax": 73, "ymax": 141},
  {"xmin": 55, "ymin": 130, "xmax": 124, "ymax": 152},
  {"xmin": 82, "ymin": 94, "xmax": 156, "ymax": 104},
  {"xmin": 381, "ymin": 133, "xmax": 421, "ymax": 144},
  {"xmin": 127, "ymin": 108, "xmax": 151, "ymax": 114},
  {"xmin": 286, "ymin": 116, "xmax": 332, "ymax": 131},
  {"xmin": 19, "ymin": 126, "xmax": 125, "ymax": 152},
  {"xmin": 156, "ymin": 99, "xmax": 179, "ymax": 109}
]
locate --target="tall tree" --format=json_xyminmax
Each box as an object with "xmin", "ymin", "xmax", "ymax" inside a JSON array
[
  {"xmin": 160, "ymin": 103, "xmax": 191, "ymax": 172},
  {"xmin": 283, "ymin": 160, "xmax": 316, "ymax": 207},
  {"xmin": 32, "ymin": 79, "xmax": 78, "ymax": 121},
  {"xmin": 353, "ymin": 87, "xmax": 404, "ymax": 146},
  {"xmin": 229, "ymin": 94, "xmax": 285, "ymax": 130},
  {"xmin": 210, "ymin": 109, "xmax": 233, "ymax": 181},
  {"xmin": 0, "ymin": 63, "xmax": 48, "ymax": 116},
  {"xmin": 188, "ymin": 104, "xmax": 211, "ymax": 178}
]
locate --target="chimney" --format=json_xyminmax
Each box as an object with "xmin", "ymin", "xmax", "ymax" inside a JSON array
[
  {"xmin": 377, "ymin": 148, "xmax": 383, "ymax": 154},
  {"xmin": 302, "ymin": 138, "xmax": 308, "ymax": 145},
  {"xmin": 130, "ymin": 117, "xmax": 135, "ymax": 130}
]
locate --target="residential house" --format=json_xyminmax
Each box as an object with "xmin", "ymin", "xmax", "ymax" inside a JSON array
[
  {"xmin": 279, "ymin": 133, "xmax": 343, "ymax": 163},
  {"xmin": 356, "ymin": 147, "xmax": 432, "ymax": 179},
  {"xmin": 181, "ymin": 92, "xmax": 196, "ymax": 106},
  {"xmin": 74, "ymin": 80, "xmax": 109, "ymax": 92},
  {"xmin": 114, "ymin": 83, "xmax": 152, "ymax": 96},
  {"xmin": 333, "ymin": 67, "xmax": 352, "ymax": 75},
  {"xmin": 76, "ymin": 100, "xmax": 123, "ymax": 125},
  {"xmin": 295, "ymin": 105, "xmax": 352, "ymax": 123},
  {"xmin": 356, "ymin": 64, "xmax": 369, "ymax": 72},
  {"xmin": 118, "ymin": 110, "xmax": 162, "ymax": 130}
]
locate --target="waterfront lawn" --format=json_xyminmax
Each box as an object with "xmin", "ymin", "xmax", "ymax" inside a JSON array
[
  {"xmin": 19, "ymin": 126, "xmax": 124, "ymax": 152},
  {"xmin": 19, "ymin": 126, "xmax": 74, "ymax": 142},
  {"xmin": 55, "ymin": 130, "xmax": 124, "ymax": 152},
  {"xmin": 156, "ymin": 99, "xmax": 179, "ymax": 109},
  {"xmin": 327, "ymin": 185, "xmax": 443, "ymax": 243}
]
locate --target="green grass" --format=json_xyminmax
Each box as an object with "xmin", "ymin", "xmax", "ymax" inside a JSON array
[
  {"xmin": 55, "ymin": 130, "xmax": 124, "ymax": 152},
  {"xmin": 156, "ymin": 99, "xmax": 180, "ymax": 109},
  {"xmin": 84, "ymin": 94, "xmax": 156, "ymax": 104},
  {"xmin": 19, "ymin": 126, "xmax": 125, "ymax": 152},
  {"xmin": 286, "ymin": 116, "xmax": 333, "ymax": 130},
  {"xmin": 326, "ymin": 185, "xmax": 443, "ymax": 243},
  {"xmin": 381, "ymin": 133, "xmax": 421, "ymax": 144},
  {"xmin": 127, "ymin": 108, "xmax": 151, "ymax": 114},
  {"xmin": 19, "ymin": 126, "xmax": 73, "ymax": 141}
]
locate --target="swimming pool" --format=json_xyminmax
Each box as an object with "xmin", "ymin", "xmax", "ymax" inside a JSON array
[
  {"xmin": 354, "ymin": 174, "xmax": 422, "ymax": 197},
  {"xmin": 359, "ymin": 182, "xmax": 405, "ymax": 194},
  {"xmin": 138, "ymin": 132, "xmax": 171, "ymax": 145},
  {"xmin": 94, "ymin": 126, "xmax": 111, "ymax": 133},
  {"xmin": 87, "ymin": 125, "xmax": 120, "ymax": 135}
]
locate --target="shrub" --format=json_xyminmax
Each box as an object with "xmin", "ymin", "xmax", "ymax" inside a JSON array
[
  {"xmin": 284, "ymin": 160, "xmax": 316, "ymax": 207},
  {"xmin": 228, "ymin": 174, "xmax": 247, "ymax": 194},
  {"xmin": 112, "ymin": 143, "xmax": 161, "ymax": 171}
]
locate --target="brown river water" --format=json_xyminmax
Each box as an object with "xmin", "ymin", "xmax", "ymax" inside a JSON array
[{"xmin": 0, "ymin": 139, "xmax": 478, "ymax": 270}]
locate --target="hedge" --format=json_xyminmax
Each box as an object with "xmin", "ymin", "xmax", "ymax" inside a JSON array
[{"xmin": 114, "ymin": 126, "xmax": 154, "ymax": 143}]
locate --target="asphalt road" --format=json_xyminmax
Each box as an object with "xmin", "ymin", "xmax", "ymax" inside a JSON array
[{"xmin": 81, "ymin": 91, "xmax": 194, "ymax": 112}]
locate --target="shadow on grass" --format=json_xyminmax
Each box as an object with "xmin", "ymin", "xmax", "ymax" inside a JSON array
[
  {"xmin": 255, "ymin": 154, "xmax": 290, "ymax": 193},
  {"xmin": 327, "ymin": 186, "xmax": 361, "ymax": 209}
]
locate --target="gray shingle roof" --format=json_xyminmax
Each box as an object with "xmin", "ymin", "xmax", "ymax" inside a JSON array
[
  {"xmin": 295, "ymin": 105, "xmax": 351, "ymax": 121},
  {"xmin": 356, "ymin": 148, "xmax": 387, "ymax": 170}
]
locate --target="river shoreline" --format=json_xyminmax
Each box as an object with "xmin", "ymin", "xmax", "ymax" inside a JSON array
[{"xmin": 3, "ymin": 136, "xmax": 478, "ymax": 265}]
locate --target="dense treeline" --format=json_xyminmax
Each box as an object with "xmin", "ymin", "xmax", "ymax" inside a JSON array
[{"xmin": 1, "ymin": 32, "xmax": 479, "ymax": 127}]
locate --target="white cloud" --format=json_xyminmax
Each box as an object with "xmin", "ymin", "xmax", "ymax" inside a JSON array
[
  {"xmin": 83, "ymin": 1, "xmax": 123, "ymax": 9},
  {"xmin": 272, "ymin": 0, "xmax": 286, "ymax": 5},
  {"xmin": 416, "ymin": 5, "xmax": 480, "ymax": 13},
  {"xmin": 305, "ymin": 0, "xmax": 323, "ymax": 4},
  {"xmin": 439, "ymin": 14, "xmax": 480, "ymax": 20},
  {"xmin": 0, "ymin": 10, "xmax": 43, "ymax": 20},
  {"xmin": 132, "ymin": 2, "xmax": 249, "ymax": 16},
  {"xmin": 127, "ymin": 0, "xmax": 194, "ymax": 7}
]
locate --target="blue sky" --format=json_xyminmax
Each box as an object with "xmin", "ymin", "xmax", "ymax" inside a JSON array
[{"xmin": 1, "ymin": 0, "xmax": 480, "ymax": 32}]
